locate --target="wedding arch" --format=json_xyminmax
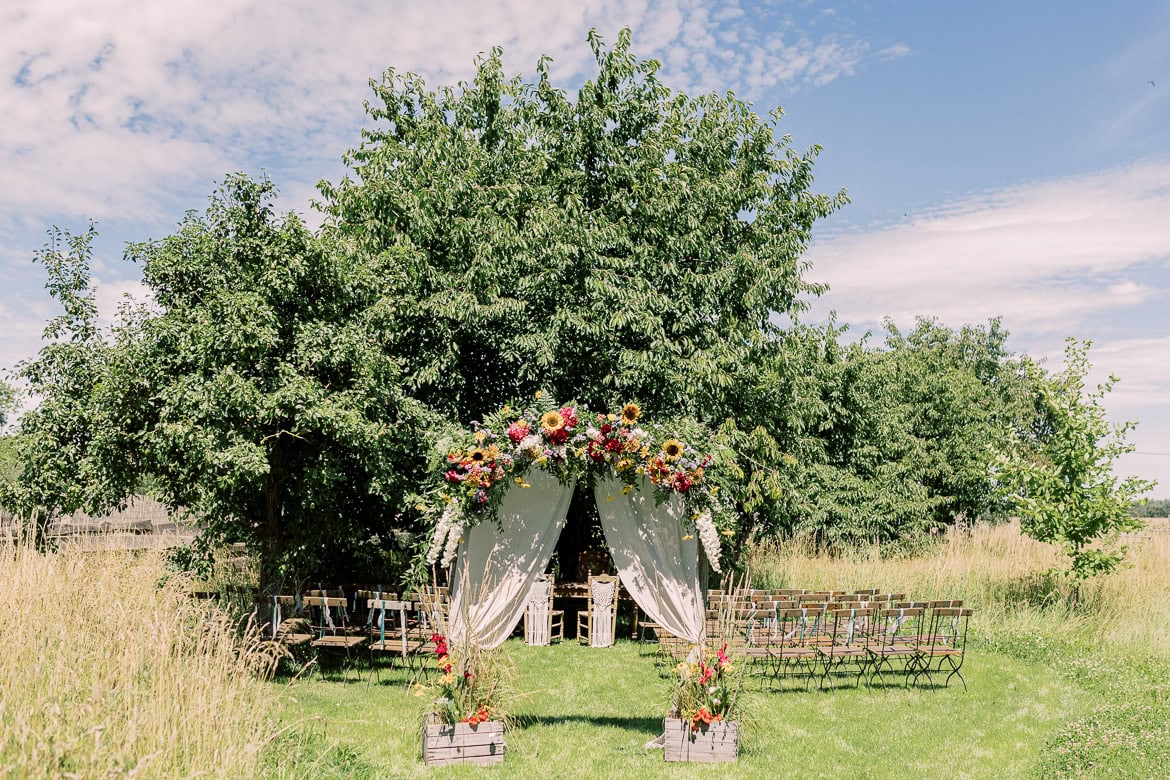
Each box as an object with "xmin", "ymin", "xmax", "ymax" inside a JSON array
[{"xmin": 423, "ymin": 398, "xmax": 741, "ymax": 650}]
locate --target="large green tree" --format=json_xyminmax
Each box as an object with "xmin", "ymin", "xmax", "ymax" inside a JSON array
[
  {"xmin": 1000, "ymin": 339, "xmax": 1155, "ymax": 582},
  {"xmin": 321, "ymin": 29, "xmax": 845, "ymax": 426},
  {"xmin": 319, "ymin": 30, "xmax": 845, "ymax": 558},
  {"xmin": 8, "ymin": 179, "xmax": 434, "ymax": 589}
]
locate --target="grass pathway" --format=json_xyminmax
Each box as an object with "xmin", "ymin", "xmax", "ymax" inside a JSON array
[{"xmin": 268, "ymin": 640, "xmax": 1092, "ymax": 779}]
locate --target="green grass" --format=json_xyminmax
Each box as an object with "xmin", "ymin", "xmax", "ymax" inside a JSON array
[{"xmin": 267, "ymin": 640, "xmax": 1095, "ymax": 779}]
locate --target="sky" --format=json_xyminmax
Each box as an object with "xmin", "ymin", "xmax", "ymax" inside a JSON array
[{"xmin": 2, "ymin": 0, "xmax": 1168, "ymax": 491}]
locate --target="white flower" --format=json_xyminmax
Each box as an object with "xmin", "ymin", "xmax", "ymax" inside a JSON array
[
  {"xmin": 694, "ymin": 511, "xmax": 722, "ymax": 574},
  {"xmin": 426, "ymin": 503, "xmax": 464, "ymax": 567}
]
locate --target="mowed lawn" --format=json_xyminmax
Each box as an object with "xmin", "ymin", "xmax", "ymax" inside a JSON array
[{"xmin": 269, "ymin": 639, "xmax": 1091, "ymax": 779}]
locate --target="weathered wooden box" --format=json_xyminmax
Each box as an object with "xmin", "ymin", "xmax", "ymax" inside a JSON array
[
  {"xmin": 663, "ymin": 717, "xmax": 738, "ymax": 763},
  {"xmin": 423, "ymin": 721, "xmax": 505, "ymax": 767}
]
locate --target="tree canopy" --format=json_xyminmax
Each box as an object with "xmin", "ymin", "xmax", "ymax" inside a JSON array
[
  {"xmin": 320, "ymin": 29, "xmax": 845, "ymax": 424},
  {"xmin": 1000, "ymin": 340, "xmax": 1155, "ymax": 581}
]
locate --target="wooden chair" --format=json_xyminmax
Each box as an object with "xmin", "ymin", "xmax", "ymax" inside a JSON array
[
  {"xmin": 257, "ymin": 594, "xmax": 313, "ymax": 648},
  {"xmin": 867, "ymin": 606, "xmax": 925, "ymax": 687},
  {"xmin": 915, "ymin": 607, "xmax": 972, "ymax": 690},
  {"xmin": 524, "ymin": 574, "xmax": 564, "ymax": 645},
  {"xmin": 577, "ymin": 574, "xmax": 619, "ymax": 647},
  {"xmin": 817, "ymin": 606, "xmax": 877, "ymax": 689},
  {"xmin": 307, "ymin": 595, "xmax": 368, "ymax": 681},
  {"xmin": 762, "ymin": 607, "xmax": 824, "ymax": 690},
  {"xmin": 366, "ymin": 597, "xmax": 426, "ymax": 683}
]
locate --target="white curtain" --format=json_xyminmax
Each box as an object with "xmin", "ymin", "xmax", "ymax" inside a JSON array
[
  {"xmin": 448, "ymin": 470, "xmax": 575, "ymax": 649},
  {"xmin": 593, "ymin": 475, "xmax": 706, "ymax": 646}
]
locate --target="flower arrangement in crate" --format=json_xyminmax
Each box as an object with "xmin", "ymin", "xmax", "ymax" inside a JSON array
[
  {"xmin": 669, "ymin": 643, "xmax": 743, "ymax": 731},
  {"xmin": 415, "ymin": 632, "xmax": 515, "ymax": 728}
]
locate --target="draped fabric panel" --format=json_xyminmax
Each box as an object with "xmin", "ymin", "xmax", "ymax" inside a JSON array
[
  {"xmin": 447, "ymin": 470, "xmax": 575, "ymax": 649},
  {"xmin": 593, "ymin": 476, "xmax": 706, "ymax": 646}
]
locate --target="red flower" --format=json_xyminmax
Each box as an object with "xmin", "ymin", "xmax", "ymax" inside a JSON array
[
  {"xmin": 692, "ymin": 707, "xmax": 715, "ymax": 728},
  {"xmin": 559, "ymin": 407, "xmax": 578, "ymax": 428},
  {"xmin": 548, "ymin": 427, "xmax": 569, "ymax": 445},
  {"xmin": 445, "ymin": 470, "xmax": 463, "ymax": 483},
  {"xmin": 506, "ymin": 420, "xmax": 529, "ymax": 444},
  {"xmin": 600, "ymin": 423, "xmax": 612, "ymax": 435},
  {"xmin": 604, "ymin": 438, "xmax": 624, "ymax": 453}
]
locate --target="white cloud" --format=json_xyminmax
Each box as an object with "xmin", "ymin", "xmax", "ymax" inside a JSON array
[
  {"xmin": 806, "ymin": 159, "xmax": 1170, "ymax": 334},
  {"xmin": 877, "ymin": 43, "xmax": 912, "ymax": 61},
  {"xmin": 0, "ymin": 0, "xmax": 873, "ymax": 228}
]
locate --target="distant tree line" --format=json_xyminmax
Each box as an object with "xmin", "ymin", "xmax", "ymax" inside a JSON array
[{"xmin": 1130, "ymin": 499, "xmax": 1170, "ymax": 518}]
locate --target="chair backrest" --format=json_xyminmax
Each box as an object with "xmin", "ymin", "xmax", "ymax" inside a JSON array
[
  {"xmin": 587, "ymin": 574, "xmax": 619, "ymax": 647},
  {"xmin": 876, "ymin": 606, "xmax": 923, "ymax": 644},
  {"xmin": 826, "ymin": 606, "xmax": 876, "ymax": 649},
  {"xmin": 525, "ymin": 575, "xmax": 555, "ymax": 645},
  {"xmin": 367, "ymin": 598, "xmax": 412, "ymax": 650},
  {"xmin": 776, "ymin": 607, "xmax": 828, "ymax": 646},
  {"xmin": 926, "ymin": 607, "xmax": 971, "ymax": 648},
  {"xmin": 308, "ymin": 595, "xmax": 350, "ymax": 637}
]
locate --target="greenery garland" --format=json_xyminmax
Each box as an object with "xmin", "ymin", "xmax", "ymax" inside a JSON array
[{"xmin": 424, "ymin": 394, "xmax": 741, "ymax": 572}]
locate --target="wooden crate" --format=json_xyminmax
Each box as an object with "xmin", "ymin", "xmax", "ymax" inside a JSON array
[
  {"xmin": 423, "ymin": 721, "xmax": 505, "ymax": 767},
  {"xmin": 663, "ymin": 718, "xmax": 738, "ymax": 763}
]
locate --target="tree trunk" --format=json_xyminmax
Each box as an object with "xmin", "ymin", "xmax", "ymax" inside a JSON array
[{"xmin": 260, "ymin": 467, "xmax": 284, "ymax": 598}]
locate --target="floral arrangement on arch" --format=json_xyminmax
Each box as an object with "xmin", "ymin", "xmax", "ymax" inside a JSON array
[
  {"xmin": 670, "ymin": 643, "xmax": 743, "ymax": 731},
  {"xmin": 425, "ymin": 394, "xmax": 738, "ymax": 572}
]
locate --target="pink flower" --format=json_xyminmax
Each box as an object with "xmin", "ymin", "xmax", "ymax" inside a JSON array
[{"xmin": 506, "ymin": 420, "xmax": 529, "ymax": 444}]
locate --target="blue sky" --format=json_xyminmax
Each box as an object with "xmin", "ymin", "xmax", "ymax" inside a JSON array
[{"xmin": 2, "ymin": 0, "xmax": 1168, "ymax": 490}]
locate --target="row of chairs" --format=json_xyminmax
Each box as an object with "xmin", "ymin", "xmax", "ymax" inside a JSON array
[
  {"xmin": 259, "ymin": 587, "xmax": 450, "ymax": 680},
  {"xmin": 652, "ymin": 591, "xmax": 972, "ymax": 691}
]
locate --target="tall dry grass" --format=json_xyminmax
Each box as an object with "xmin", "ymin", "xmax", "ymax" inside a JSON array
[
  {"xmin": 745, "ymin": 520, "xmax": 1170, "ymax": 657},
  {"xmin": 0, "ymin": 539, "xmax": 282, "ymax": 778}
]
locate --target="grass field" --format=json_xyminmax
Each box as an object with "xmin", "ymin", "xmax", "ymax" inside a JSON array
[
  {"xmin": 4, "ymin": 521, "xmax": 1169, "ymax": 778},
  {"xmin": 271, "ymin": 640, "xmax": 1092, "ymax": 779}
]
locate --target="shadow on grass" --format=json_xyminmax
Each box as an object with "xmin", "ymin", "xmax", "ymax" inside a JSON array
[{"xmin": 513, "ymin": 713, "xmax": 663, "ymax": 736}]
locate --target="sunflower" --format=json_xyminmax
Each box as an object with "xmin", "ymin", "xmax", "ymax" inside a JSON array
[
  {"xmin": 540, "ymin": 410, "xmax": 565, "ymax": 432},
  {"xmin": 620, "ymin": 403, "xmax": 641, "ymax": 424},
  {"xmin": 468, "ymin": 448, "xmax": 487, "ymax": 463},
  {"xmin": 661, "ymin": 439, "xmax": 683, "ymax": 461}
]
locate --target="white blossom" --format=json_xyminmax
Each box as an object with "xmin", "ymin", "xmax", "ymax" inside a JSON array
[
  {"xmin": 695, "ymin": 511, "xmax": 722, "ymax": 574},
  {"xmin": 519, "ymin": 434, "xmax": 543, "ymax": 456},
  {"xmin": 427, "ymin": 502, "xmax": 464, "ymax": 567}
]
